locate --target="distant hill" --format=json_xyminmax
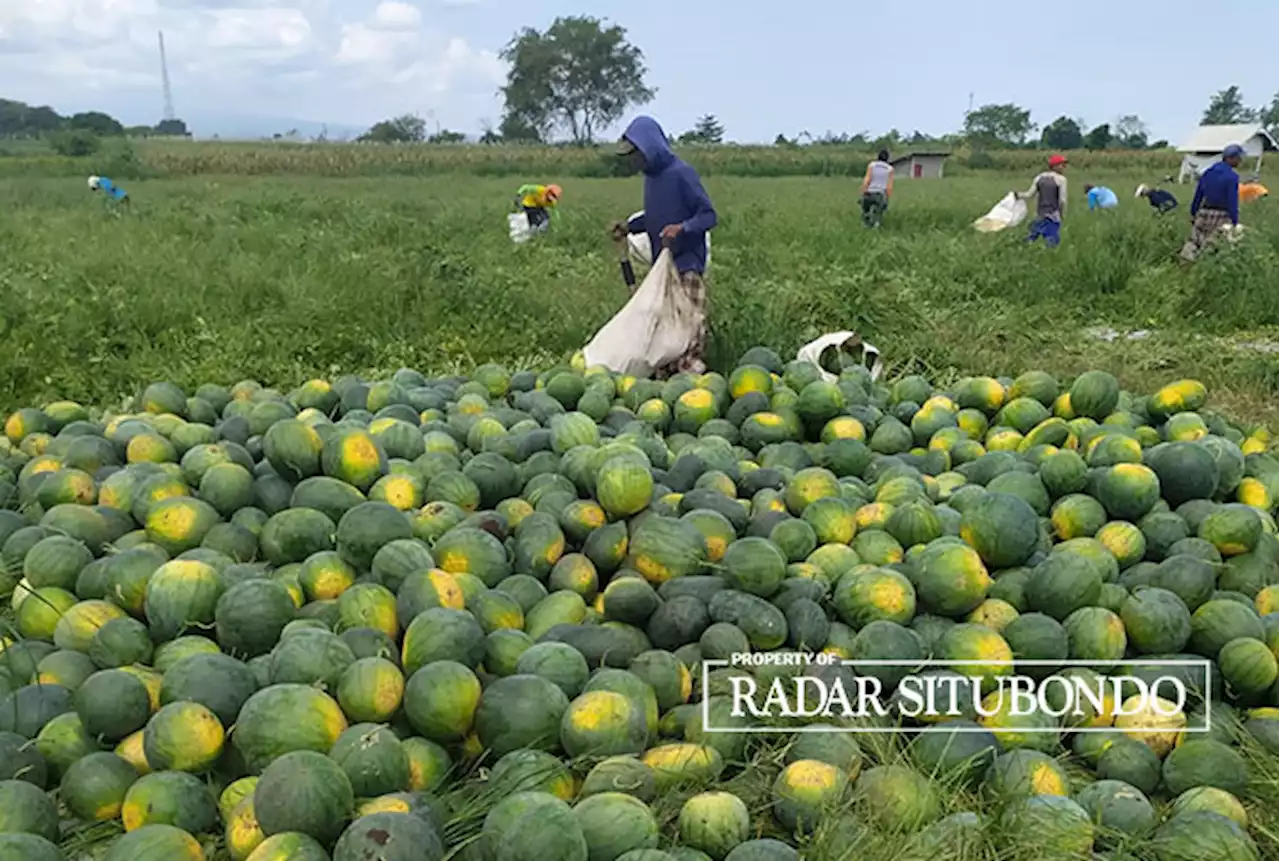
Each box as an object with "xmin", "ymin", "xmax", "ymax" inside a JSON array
[{"xmin": 185, "ymin": 113, "xmax": 368, "ymax": 142}]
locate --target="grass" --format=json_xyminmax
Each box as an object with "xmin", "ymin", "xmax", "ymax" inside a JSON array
[
  {"xmin": 0, "ymin": 163, "xmax": 1275, "ymax": 859},
  {"xmin": 0, "ymin": 169, "xmax": 1276, "ymax": 429}
]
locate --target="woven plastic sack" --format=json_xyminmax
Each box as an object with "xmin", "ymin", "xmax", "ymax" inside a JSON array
[
  {"xmin": 796, "ymin": 332, "xmax": 884, "ymax": 383},
  {"xmin": 973, "ymin": 192, "xmax": 1027, "ymax": 232},
  {"xmin": 582, "ymin": 249, "xmax": 700, "ymax": 377},
  {"xmin": 508, "ymin": 212, "xmax": 532, "ymax": 243},
  {"xmin": 625, "ymin": 211, "xmax": 712, "ymax": 269}
]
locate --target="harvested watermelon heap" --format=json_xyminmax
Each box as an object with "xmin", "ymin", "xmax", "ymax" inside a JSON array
[{"xmin": 0, "ymin": 346, "xmax": 1276, "ymax": 861}]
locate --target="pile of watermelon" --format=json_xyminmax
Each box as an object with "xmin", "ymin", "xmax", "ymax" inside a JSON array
[{"xmin": 0, "ymin": 346, "xmax": 1275, "ymax": 861}]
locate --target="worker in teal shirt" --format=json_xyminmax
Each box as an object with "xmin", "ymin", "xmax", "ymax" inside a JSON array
[
  {"xmin": 1181, "ymin": 144, "xmax": 1242, "ymax": 261},
  {"xmin": 1084, "ymin": 184, "xmax": 1118, "ymax": 211},
  {"xmin": 88, "ymin": 175, "xmax": 129, "ymax": 210}
]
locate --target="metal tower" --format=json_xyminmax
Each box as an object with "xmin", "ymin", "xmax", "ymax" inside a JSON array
[{"xmin": 158, "ymin": 31, "xmax": 176, "ymax": 121}]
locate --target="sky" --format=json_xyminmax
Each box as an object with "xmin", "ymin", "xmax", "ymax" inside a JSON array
[{"xmin": 2, "ymin": 0, "xmax": 1277, "ymax": 141}]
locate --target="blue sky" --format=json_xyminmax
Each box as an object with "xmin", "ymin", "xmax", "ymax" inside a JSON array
[{"xmin": 2, "ymin": 0, "xmax": 1277, "ymax": 141}]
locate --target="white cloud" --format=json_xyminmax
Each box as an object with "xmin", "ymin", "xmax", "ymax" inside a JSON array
[{"xmin": 0, "ymin": 0, "xmax": 506, "ymax": 134}]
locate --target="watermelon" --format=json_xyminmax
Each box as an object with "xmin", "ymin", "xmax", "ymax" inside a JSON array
[
  {"xmin": 215, "ymin": 579, "xmax": 296, "ymax": 657},
  {"xmin": 1150, "ymin": 811, "xmax": 1259, "ymax": 861},
  {"xmin": 254, "ymin": 750, "xmax": 354, "ymax": 844},
  {"xmin": 853, "ymin": 764, "xmax": 940, "ymax": 830},
  {"xmin": 404, "ymin": 661, "xmax": 481, "ymax": 743},
  {"xmin": 488, "ymin": 748, "xmax": 575, "ymax": 800},
  {"xmin": 60, "ymin": 751, "xmax": 137, "ymax": 821},
  {"xmin": 233, "ymin": 684, "xmax": 348, "ymax": 773},
  {"xmin": 1120, "ymin": 588, "xmax": 1192, "ymax": 654},
  {"xmin": 335, "ymin": 657, "xmax": 403, "ymax": 723},
  {"xmin": 679, "ymin": 791, "xmax": 750, "ymax": 859},
  {"xmin": 1069, "ymin": 371, "xmax": 1119, "ymax": 421},
  {"xmin": 581, "ymin": 756, "xmax": 656, "ymax": 802},
  {"xmin": 998, "ymin": 795, "xmax": 1094, "ymax": 855},
  {"xmin": 121, "ymin": 770, "xmax": 217, "ymax": 833},
  {"xmin": 0, "ymin": 834, "xmax": 63, "ymax": 861},
  {"xmin": 574, "ymin": 792, "xmax": 659, "ymax": 859},
  {"xmin": 328, "ymin": 723, "xmax": 408, "ymax": 797},
  {"xmin": 333, "ymin": 811, "xmax": 445, "ymax": 861},
  {"xmin": 103, "ymin": 824, "xmax": 204, "ymax": 861},
  {"xmin": 561, "ymin": 690, "xmax": 649, "ymax": 758},
  {"xmin": 74, "ymin": 669, "xmax": 151, "ymax": 741},
  {"xmin": 402, "ymin": 736, "xmax": 451, "ymax": 793},
  {"xmin": 984, "ymin": 749, "xmax": 1070, "ymax": 797},
  {"xmin": 0, "ymin": 778, "xmax": 59, "ymax": 841},
  {"xmin": 142, "ymin": 701, "xmax": 224, "ymax": 773}
]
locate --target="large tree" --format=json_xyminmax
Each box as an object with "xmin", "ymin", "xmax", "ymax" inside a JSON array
[
  {"xmin": 500, "ymin": 16, "xmax": 654, "ymax": 145},
  {"xmin": 1261, "ymin": 93, "xmax": 1279, "ymax": 139},
  {"xmin": 68, "ymin": 111, "xmax": 124, "ymax": 136},
  {"xmin": 1084, "ymin": 123, "xmax": 1113, "ymax": 150},
  {"xmin": 1114, "ymin": 114, "xmax": 1148, "ymax": 149},
  {"xmin": 1040, "ymin": 116, "xmax": 1084, "ymax": 149},
  {"xmin": 1201, "ymin": 86, "xmax": 1256, "ymax": 124},
  {"xmin": 963, "ymin": 103, "xmax": 1034, "ymax": 146},
  {"xmin": 359, "ymin": 114, "xmax": 426, "ymax": 143}
]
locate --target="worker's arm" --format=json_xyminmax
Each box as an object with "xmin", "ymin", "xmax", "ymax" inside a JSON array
[
  {"xmin": 884, "ymin": 167, "xmax": 895, "ymax": 198},
  {"xmin": 860, "ymin": 164, "xmax": 872, "ymax": 195},
  {"xmin": 678, "ymin": 170, "xmax": 717, "ymax": 235},
  {"xmin": 1058, "ymin": 175, "xmax": 1067, "ymax": 216},
  {"xmin": 1013, "ymin": 174, "xmax": 1039, "ymax": 200},
  {"xmin": 1227, "ymin": 179, "xmax": 1240, "ymax": 225}
]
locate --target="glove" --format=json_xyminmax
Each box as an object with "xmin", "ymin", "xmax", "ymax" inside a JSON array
[{"xmin": 608, "ymin": 221, "xmax": 628, "ymax": 241}]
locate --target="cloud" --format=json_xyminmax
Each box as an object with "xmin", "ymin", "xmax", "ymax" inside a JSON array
[{"xmin": 0, "ymin": 0, "xmax": 506, "ymax": 134}]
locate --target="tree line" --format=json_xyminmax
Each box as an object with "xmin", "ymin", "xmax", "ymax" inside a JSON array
[{"xmin": 0, "ymin": 98, "xmax": 188, "ymax": 155}]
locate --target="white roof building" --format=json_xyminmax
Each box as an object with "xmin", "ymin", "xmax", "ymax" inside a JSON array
[{"xmin": 1176, "ymin": 124, "xmax": 1275, "ymax": 182}]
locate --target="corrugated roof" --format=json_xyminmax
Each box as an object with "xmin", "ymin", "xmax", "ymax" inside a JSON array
[
  {"xmin": 889, "ymin": 152, "xmax": 950, "ymax": 163},
  {"xmin": 1177, "ymin": 124, "xmax": 1277, "ymax": 153}
]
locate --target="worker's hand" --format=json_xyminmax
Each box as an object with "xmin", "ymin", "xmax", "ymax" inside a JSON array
[
  {"xmin": 608, "ymin": 221, "xmax": 628, "ymax": 241},
  {"xmin": 660, "ymin": 224, "xmax": 683, "ymax": 244}
]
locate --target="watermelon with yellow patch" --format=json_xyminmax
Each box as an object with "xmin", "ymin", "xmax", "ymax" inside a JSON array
[
  {"xmin": 145, "ymin": 497, "xmax": 221, "ymax": 555},
  {"xmin": 772, "ymin": 759, "xmax": 850, "ymax": 833},
  {"xmin": 321, "ymin": 428, "xmax": 388, "ymax": 492}
]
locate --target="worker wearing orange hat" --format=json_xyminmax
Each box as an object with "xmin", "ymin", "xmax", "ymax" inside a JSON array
[
  {"xmin": 1015, "ymin": 154, "xmax": 1068, "ymax": 247},
  {"xmin": 515, "ymin": 183, "xmax": 562, "ymax": 233}
]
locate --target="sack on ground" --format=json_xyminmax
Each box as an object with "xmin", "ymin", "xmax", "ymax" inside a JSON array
[
  {"xmin": 796, "ymin": 332, "xmax": 884, "ymax": 383},
  {"xmin": 583, "ymin": 249, "xmax": 701, "ymax": 377},
  {"xmin": 508, "ymin": 212, "xmax": 532, "ymax": 243},
  {"xmin": 973, "ymin": 192, "xmax": 1027, "ymax": 233}
]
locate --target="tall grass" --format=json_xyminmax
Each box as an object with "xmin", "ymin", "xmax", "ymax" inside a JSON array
[{"xmin": 0, "ymin": 172, "xmax": 1275, "ymax": 425}]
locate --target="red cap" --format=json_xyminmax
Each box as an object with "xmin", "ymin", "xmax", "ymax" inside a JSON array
[{"xmin": 1048, "ymin": 154, "xmax": 1068, "ymax": 167}]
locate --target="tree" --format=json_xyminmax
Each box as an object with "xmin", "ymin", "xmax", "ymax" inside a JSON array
[
  {"xmin": 1115, "ymin": 114, "xmax": 1148, "ymax": 148},
  {"xmin": 683, "ymin": 114, "xmax": 724, "ymax": 144},
  {"xmin": 498, "ymin": 113, "xmax": 543, "ymax": 143},
  {"xmin": 68, "ymin": 111, "xmax": 125, "ymax": 136},
  {"xmin": 428, "ymin": 129, "xmax": 466, "ymax": 144},
  {"xmin": 154, "ymin": 118, "xmax": 189, "ymax": 137},
  {"xmin": 1084, "ymin": 123, "xmax": 1113, "ymax": 150},
  {"xmin": 48, "ymin": 129, "xmax": 100, "ymax": 157},
  {"xmin": 478, "ymin": 123, "xmax": 503, "ymax": 145},
  {"xmin": 359, "ymin": 114, "xmax": 427, "ymax": 143},
  {"xmin": 500, "ymin": 16, "xmax": 654, "ymax": 145},
  {"xmin": 1201, "ymin": 86, "xmax": 1256, "ymax": 125},
  {"xmin": 1040, "ymin": 116, "xmax": 1084, "ymax": 149},
  {"xmin": 963, "ymin": 103, "xmax": 1035, "ymax": 146},
  {"xmin": 1261, "ymin": 93, "xmax": 1279, "ymax": 138}
]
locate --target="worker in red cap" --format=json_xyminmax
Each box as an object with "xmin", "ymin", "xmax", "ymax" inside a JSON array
[{"xmin": 1015, "ymin": 154, "xmax": 1068, "ymax": 247}]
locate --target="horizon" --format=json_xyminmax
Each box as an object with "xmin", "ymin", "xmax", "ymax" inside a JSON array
[{"xmin": 2, "ymin": 0, "xmax": 1277, "ymax": 143}]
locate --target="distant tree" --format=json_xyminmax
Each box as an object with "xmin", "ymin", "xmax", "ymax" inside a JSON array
[
  {"xmin": 68, "ymin": 111, "xmax": 124, "ymax": 136},
  {"xmin": 682, "ymin": 114, "xmax": 724, "ymax": 144},
  {"xmin": 773, "ymin": 133, "xmax": 796, "ymax": 147},
  {"xmin": 1115, "ymin": 115, "xmax": 1148, "ymax": 148},
  {"xmin": 48, "ymin": 129, "xmax": 100, "ymax": 157},
  {"xmin": 907, "ymin": 129, "xmax": 932, "ymax": 145},
  {"xmin": 1040, "ymin": 116, "xmax": 1084, "ymax": 149},
  {"xmin": 428, "ymin": 129, "xmax": 466, "ymax": 144},
  {"xmin": 498, "ymin": 113, "xmax": 542, "ymax": 143},
  {"xmin": 1084, "ymin": 123, "xmax": 1113, "ymax": 150},
  {"xmin": 964, "ymin": 103, "xmax": 1035, "ymax": 146},
  {"xmin": 1201, "ymin": 86, "xmax": 1257, "ymax": 124},
  {"xmin": 478, "ymin": 121, "xmax": 502, "ymax": 145},
  {"xmin": 500, "ymin": 16, "xmax": 654, "ymax": 145},
  {"xmin": 124, "ymin": 125, "xmax": 154, "ymax": 137},
  {"xmin": 1149, "ymin": 140, "xmax": 1169, "ymax": 149},
  {"xmin": 1261, "ymin": 93, "xmax": 1279, "ymax": 138},
  {"xmin": 154, "ymin": 118, "xmax": 189, "ymax": 137},
  {"xmin": 359, "ymin": 114, "xmax": 427, "ymax": 143}
]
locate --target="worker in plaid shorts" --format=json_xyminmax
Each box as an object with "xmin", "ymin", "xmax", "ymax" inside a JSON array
[{"xmin": 1181, "ymin": 144, "xmax": 1243, "ymax": 262}]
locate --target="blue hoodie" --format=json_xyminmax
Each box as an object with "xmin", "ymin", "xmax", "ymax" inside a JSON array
[
  {"xmin": 622, "ymin": 116, "xmax": 716, "ymax": 273},
  {"xmin": 1190, "ymin": 160, "xmax": 1240, "ymax": 224}
]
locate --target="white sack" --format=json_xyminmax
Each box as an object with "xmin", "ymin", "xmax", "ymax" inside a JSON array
[
  {"xmin": 796, "ymin": 332, "xmax": 884, "ymax": 383},
  {"xmin": 508, "ymin": 212, "xmax": 532, "ymax": 243},
  {"xmin": 972, "ymin": 192, "xmax": 1027, "ymax": 233},
  {"xmin": 582, "ymin": 249, "xmax": 701, "ymax": 377},
  {"xmin": 626, "ymin": 211, "xmax": 712, "ymax": 270}
]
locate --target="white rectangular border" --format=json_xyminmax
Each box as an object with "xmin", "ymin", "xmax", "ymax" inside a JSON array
[{"xmin": 698, "ymin": 658, "xmax": 1213, "ymax": 734}]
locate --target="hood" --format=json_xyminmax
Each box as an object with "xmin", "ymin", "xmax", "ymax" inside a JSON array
[{"xmin": 622, "ymin": 116, "xmax": 675, "ymax": 174}]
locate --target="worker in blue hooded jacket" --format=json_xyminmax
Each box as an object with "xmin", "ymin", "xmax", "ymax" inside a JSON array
[{"xmin": 610, "ymin": 115, "xmax": 717, "ymax": 375}]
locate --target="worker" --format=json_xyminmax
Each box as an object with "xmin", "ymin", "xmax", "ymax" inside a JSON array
[
  {"xmin": 1084, "ymin": 184, "xmax": 1118, "ymax": 211},
  {"xmin": 1015, "ymin": 154, "xmax": 1068, "ymax": 247},
  {"xmin": 859, "ymin": 149, "xmax": 894, "ymax": 227},
  {"xmin": 1180, "ymin": 143, "xmax": 1242, "ymax": 262},
  {"xmin": 514, "ymin": 183, "xmax": 562, "ymax": 233},
  {"xmin": 88, "ymin": 175, "xmax": 129, "ymax": 209},
  {"xmin": 1135, "ymin": 184, "xmax": 1178, "ymax": 214},
  {"xmin": 1239, "ymin": 175, "xmax": 1269, "ymax": 203},
  {"xmin": 611, "ymin": 115, "xmax": 717, "ymax": 376}
]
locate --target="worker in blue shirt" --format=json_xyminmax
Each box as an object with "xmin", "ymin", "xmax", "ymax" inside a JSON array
[
  {"xmin": 1136, "ymin": 184, "xmax": 1178, "ymax": 214},
  {"xmin": 1180, "ymin": 144, "xmax": 1242, "ymax": 261},
  {"xmin": 1084, "ymin": 184, "xmax": 1118, "ymax": 211},
  {"xmin": 88, "ymin": 175, "xmax": 129, "ymax": 210}
]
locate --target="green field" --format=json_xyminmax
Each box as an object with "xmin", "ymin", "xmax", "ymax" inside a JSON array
[{"xmin": 2, "ymin": 164, "xmax": 1276, "ymax": 427}]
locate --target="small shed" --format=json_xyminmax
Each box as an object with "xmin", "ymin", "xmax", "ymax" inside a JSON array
[
  {"xmin": 889, "ymin": 151, "xmax": 949, "ymax": 179},
  {"xmin": 1176, "ymin": 124, "xmax": 1275, "ymax": 182}
]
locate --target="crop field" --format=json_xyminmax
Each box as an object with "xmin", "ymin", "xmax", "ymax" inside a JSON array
[
  {"xmin": 0, "ymin": 152, "xmax": 1277, "ymax": 861},
  {"xmin": 1, "ymin": 164, "xmax": 1276, "ymax": 423}
]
